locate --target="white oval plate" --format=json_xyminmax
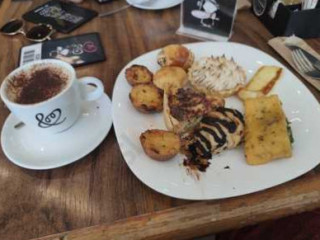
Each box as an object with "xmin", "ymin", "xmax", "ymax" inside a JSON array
[
  {"xmin": 126, "ymin": 0, "xmax": 182, "ymax": 10},
  {"xmin": 1, "ymin": 93, "xmax": 112, "ymax": 170},
  {"xmin": 112, "ymin": 42, "xmax": 320, "ymax": 200}
]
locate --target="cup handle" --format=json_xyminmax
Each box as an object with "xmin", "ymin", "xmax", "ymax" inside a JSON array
[{"xmin": 78, "ymin": 77, "xmax": 104, "ymax": 101}]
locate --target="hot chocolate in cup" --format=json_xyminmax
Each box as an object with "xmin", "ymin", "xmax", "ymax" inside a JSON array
[{"xmin": 0, "ymin": 59, "xmax": 104, "ymax": 134}]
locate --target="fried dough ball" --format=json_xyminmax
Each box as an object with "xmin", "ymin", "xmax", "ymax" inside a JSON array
[
  {"xmin": 140, "ymin": 129, "xmax": 181, "ymax": 161},
  {"xmin": 129, "ymin": 83, "xmax": 163, "ymax": 113},
  {"xmin": 125, "ymin": 65, "xmax": 153, "ymax": 86},
  {"xmin": 153, "ymin": 66, "xmax": 187, "ymax": 92},
  {"xmin": 157, "ymin": 44, "xmax": 194, "ymax": 71}
]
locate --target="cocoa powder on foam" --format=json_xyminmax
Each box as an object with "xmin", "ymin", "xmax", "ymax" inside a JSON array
[{"xmin": 7, "ymin": 65, "xmax": 70, "ymax": 104}]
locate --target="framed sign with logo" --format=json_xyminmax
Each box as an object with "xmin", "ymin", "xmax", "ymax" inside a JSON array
[{"xmin": 177, "ymin": 0, "xmax": 238, "ymax": 41}]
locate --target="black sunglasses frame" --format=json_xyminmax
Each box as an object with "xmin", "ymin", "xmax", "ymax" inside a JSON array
[{"xmin": 0, "ymin": 19, "xmax": 55, "ymax": 42}]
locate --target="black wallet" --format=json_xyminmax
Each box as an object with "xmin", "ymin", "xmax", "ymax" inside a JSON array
[
  {"xmin": 23, "ymin": 0, "xmax": 98, "ymax": 33},
  {"xmin": 19, "ymin": 32, "xmax": 106, "ymax": 67}
]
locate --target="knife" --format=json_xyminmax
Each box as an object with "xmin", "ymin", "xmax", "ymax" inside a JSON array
[{"xmin": 299, "ymin": 47, "xmax": 320, "ymax": 72}]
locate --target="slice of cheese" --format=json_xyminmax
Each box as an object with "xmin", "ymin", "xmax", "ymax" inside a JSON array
[
  {"xmin": 238, "ymin": 66, "xmax": 283, "ymax": 101},
  {"xmin": 244, "ymin": 95, "xmax": 292, "ymax": 165},
  {"xmin": 246, "ymin": 66, "xmax": 282, "ymax": 93}
]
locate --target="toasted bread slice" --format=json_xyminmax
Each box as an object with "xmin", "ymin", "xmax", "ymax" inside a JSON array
[
  {"xmin": 237, "ymin": 89, "xmax": 264, "ymax": 100},
  {"xmin": 140, "ymin": 129, "xmax": 181, "ymax": 161},
  {"xmin": 129, "ymin": 84, "xmax": 163, "ymax": 113},
  {"xmin": 238, "ymin": 66, "xmax": 282, "ymax": 100},
  {"xmin": 246, "ymin": 66, "xmax": 282, "ymax": 93},
  {"xmin": 244, "ymin": 95, "xmax": 292, "ymax": 165}
]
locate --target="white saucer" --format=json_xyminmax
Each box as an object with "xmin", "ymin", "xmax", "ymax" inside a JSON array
[
  {"xmin": 1, "ymin": 93, "xmax": 112, "ymax": 170},
  {"xmin": 126, "ymin": 0, "xmax": 182, "ymax": 10}
]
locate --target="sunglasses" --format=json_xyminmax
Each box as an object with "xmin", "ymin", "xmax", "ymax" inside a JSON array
[{"xmin": 0, "ymin": 19, "xmax": 55, "ymax": 42}]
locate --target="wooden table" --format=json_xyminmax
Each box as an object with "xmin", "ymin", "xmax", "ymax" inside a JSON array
[{"xmin": 1, "ymin": 1, "xmax": 320, "ymax": 240}]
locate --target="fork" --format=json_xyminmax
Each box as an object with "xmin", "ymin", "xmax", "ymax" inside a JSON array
[{"xmin": 291, "ymin": 48, "xmax": 320, "ymax": 79}]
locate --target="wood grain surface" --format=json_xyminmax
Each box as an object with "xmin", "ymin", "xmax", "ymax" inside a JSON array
[
  {"xmin": 30, "ymin": 174, "xmax": 320, "ymax": 240},
  {"xmin": 0, "ymin": 1, "xmax": 320, "ymax": 240},
  {"xmin": 0, "ymin": 0, "xmax": 11, "ymax": 23}
]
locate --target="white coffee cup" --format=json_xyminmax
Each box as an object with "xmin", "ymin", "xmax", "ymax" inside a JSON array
[{"xmin": 0, "ymin": 59, "xmax": 104, "ymax": 134}]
